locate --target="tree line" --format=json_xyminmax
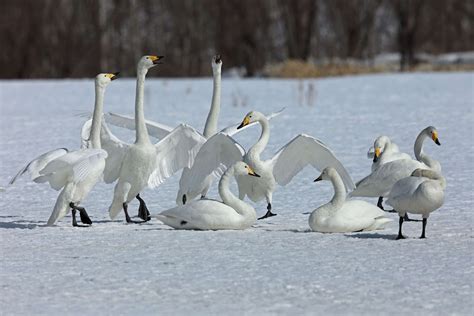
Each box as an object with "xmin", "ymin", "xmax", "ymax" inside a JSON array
[{"xmin": 0, "ymin": 0, "xmax": 472, "ymax": 78}]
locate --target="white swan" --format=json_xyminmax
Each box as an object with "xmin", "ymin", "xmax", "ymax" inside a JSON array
[
  {"xmin": 10, "ymin": 73, "xmax": 118, "ymax": 226},
  {"xmin": 156, "ymin": 161, "xmax": 259, "ymax": 230},
  {"xmin": 350, "ymin": 126, "xmax": 441, "ymax": 210},
  {"xmin": 387, "ymin": 168, "xmax": 446, "ymax": 239},
  {"xmin": 369, "ymin": 136, "xmax": 411, "ymax": 171},
  {"xmin": 309, "ymin": 167, "xmax": 392, "ymax": 233},
  {"xmin": 100, "ymin": 55, "xmax": 284, "ymax": 205},
  {"xmin": 98, "ymin": 56, "xmax": 206, "ymax": 223},
  {"xmin": 180, "ymin": 111, "xmax": 355, "ymax": 219}
]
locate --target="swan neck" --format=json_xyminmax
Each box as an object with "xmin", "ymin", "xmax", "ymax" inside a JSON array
[
  {"xmin": 414, "ymin": 131, "xmax": 427, "ymax": 162},
  {"xmin": 90, "ymin": 83, "xmax": 105, "ymax": 149},
  {"xmin": 219, "ymin": 168, "xmax": 253, "ymax": 218},
  {"xmin": 248, "ymin": 118, "xmax": 270, "ymax": 159},
  {"xmin": 329, "ymin": 173, "xmax": 346, "ymax": 208},
  {"xmin": 135, "ymin": 68, "xmax": 151, "ymax": 144},
  {"xmin": 203, "ymin": 71, "xmax": 221, "ymax": 138}
]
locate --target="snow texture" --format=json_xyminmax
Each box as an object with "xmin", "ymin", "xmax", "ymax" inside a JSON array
[{"xmin": 0, "ymin": 73, "xmax": 473, "ymax": 315}]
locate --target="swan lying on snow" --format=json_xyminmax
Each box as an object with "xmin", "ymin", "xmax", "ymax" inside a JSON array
[
  {"xmin": 351, "ymin": 126, "xmax": 441, "ymax": 211},
  {"xmin": 180, "ymin": 111, "xmax": 354, "ymax": 220},
  {"xmin": 309, "ymin": 167, "xmax": 392, "ymax": 233},
  {"xmin": 387, "ymin": 168, "xmax": 446, "ymax": 239},
  {"xmin": 10, "ymin": 73, "xmax": 118, "ymax": 226},
  {"xmin": 156, "ymin": 162, "xmax": 259, "ymax": 230},
  {"xmin": 102, "ymin": 55, "xmax": 283, "ymax": 205}
]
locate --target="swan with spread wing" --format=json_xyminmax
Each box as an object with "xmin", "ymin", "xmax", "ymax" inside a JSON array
[
  {"xmin": 10, "ymin": 73, "xmax": 118, "ymax": 226},
  {"xmin": 181, "ymin": 111, "xmax": 355, "ymax": 220},
  {"xmin": 100, "ymin": 55, "xmax": 284, "ymax": 205}
]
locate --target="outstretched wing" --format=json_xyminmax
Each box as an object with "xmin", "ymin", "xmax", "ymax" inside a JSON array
[
  {"xmin": 34, "ymin": 149, "xmax": 107, "ymax": 191},
  {"xmin": 104, "ymin": 112, "xmax": 174, "ymax": 140},
  {"xmin": 180, "ymin": 133, "xmax": 245, "ymax": 195},
  {"xmin": 272, "ymin": 134, "xmax": 355, "ymax": 191},
  {"xmin": 9, "ymin": 148, "xmax": 69, "ymax": 185},
  {"xmin": 220, "ymin": 108, "xmax": 285, "ymax": 137},
  {"xmin": 147, "ymin": 124, "xmax": 207, "ymax": 188},
  {"xmin": 100, "ymin": 123, "xmax": 129, "ymax": 183}
]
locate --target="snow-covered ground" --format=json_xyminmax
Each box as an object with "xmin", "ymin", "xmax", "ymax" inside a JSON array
[{"xmin": 0, "ymin": 73, "xmax": 473, "ymax": 315}]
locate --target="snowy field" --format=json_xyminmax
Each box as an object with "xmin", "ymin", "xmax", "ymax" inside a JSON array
[{"xmin": 0, "ymin": 73, "xmax": 473, "ymax": 315}]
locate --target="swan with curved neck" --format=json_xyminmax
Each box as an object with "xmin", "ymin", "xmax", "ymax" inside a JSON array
[
  {"xmin": 156, "ymin": 162, "xmax": 259, "ymax": 230},
  {"xmin": 24, "ymin": 73, "xmax": 117, "ymax": 226},
  {"xmin": 387, "ymin": 168, "xmax": 446, "ymax": 239},
  {"xmin": 351, "ymin": 126, "xmax": 442, "ymax": 211},
  {"xmin": 309, "ymin": 167, "xmax": 391, "ymax": 233},
  {"xmin": 371, "ymin": 136, "xmax": 411, "ymax": 171}
]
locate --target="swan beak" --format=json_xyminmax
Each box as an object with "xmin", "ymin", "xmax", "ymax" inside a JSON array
[
  {"xmin": 237, "ymin": 116, "xmax": 250, "ymax": 129},
  {"xmin": 110, "ymin": 72, "xmax": 120, "ymax": 80},
  {"xmin": 215, "ymin": 54, "xmax": 222, "ymax": 63},
  {"xmin": 247, "ymin": 166, "xmax": 260, "ymax": 177},
  {"xmin": 432, "ymin": 132, "xmax": 440, "ymax": 145},
  {"xmin": 150, "ymin": 55, "xmax": 165, "ymax": 65},
  {"xmin": 373, "ymin": 147, "xmax": 381, "ymax": 163},
  {"xmin": 314, "ymin": 175, "xmax": 323, "ymax": 182}
]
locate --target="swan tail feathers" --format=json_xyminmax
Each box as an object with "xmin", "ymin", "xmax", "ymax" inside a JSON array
[{"xmin": 47, "ymin": 188, "xmax": 70, "ymax": 226}]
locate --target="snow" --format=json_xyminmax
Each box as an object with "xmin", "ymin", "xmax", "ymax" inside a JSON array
[{"xmin": 0, "ymin": 73, "xmax": 473, "ymax": 315}]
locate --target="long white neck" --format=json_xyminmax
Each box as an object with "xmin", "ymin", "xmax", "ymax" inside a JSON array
[
  {"xmin": 219, "ymin": 167, "xmax": 255, "ymax": 220},
  {"xmin": 135, "ymin": 67, "xmax": 151, "ymax": 144},
  {"xmin": 89, "ymin": 83, "xmax": 105, "ymax": 149},
  {"xmin": 327, "ymin": 172, "xmax": 347, "ymax": 209},
  {"xmin": 203, "ymin": 68, "xmax": 221, "ymax": 138},
  {"xmin": 248, "ymin": 118, "xmax": 270, "ymax": 161},
  {"xmin": 414, "ymin": 130, "xmax": 439, "ymax": 171}
]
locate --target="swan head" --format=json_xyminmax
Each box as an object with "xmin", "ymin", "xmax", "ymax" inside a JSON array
[
  {"xmin": 211, "ymin": 54, "xmax": 222, "ymax": 74},
  {"xmin": 233, "ymin": 161, "xmax": 260, "ymax": 178},
  {"xmin": 314, "ymin": 167, "xmax": 337, "ymax": 182},
  {"xmin": 95, "ymin": 72, "xmax": 119, "ymax": 88},
  {"xmin": 237, "ymin": 111, "xmax": 265, "ymax": 129},
  {"xmin": 372, "ymin": 136, "xmax": 391, "ymax": 163},
  {"xmin": 138, "ymin": 55, "xmax": 164, "ymax": 71},
  {"xmin": 425, "ymin": 126, "xmax": 441, "ymax": 146}
]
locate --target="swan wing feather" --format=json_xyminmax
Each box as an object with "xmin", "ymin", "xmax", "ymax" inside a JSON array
[
  {"xmin": 100, "ymin": 122, "xmax": 129, "ymax": 183},
  {"xmin": 104, "ymin": 112, "xmax": 174, "ymax": 140}
]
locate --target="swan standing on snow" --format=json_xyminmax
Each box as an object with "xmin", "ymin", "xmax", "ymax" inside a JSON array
[
  {"xmin": 351, "ymin": 126, "xmax": 441, "ymax": 211},
  {"xmin": 387, "ymin": 169, "xmax": 446, "ymax": 239},
  {"xmin": 309, "ymin": 167, "xmax": 391, "ymax": 233},
  {"xmin": 156, "ymin": 162, "xmax": 260, "ymax": 230},
  {"xmin": 180, "ymin": 111, "xmax": 354, "ymax": 220},
  {"xmin": 101, "ymin": 56, "xmax": 206, "ymax": 223},
  {"xmin": 101, "ymin": 55, "xmax": 283, "ymax": 205},
  {"xmin": 10, "ymin": 73, "xmax": 118, "ymax": 226}
]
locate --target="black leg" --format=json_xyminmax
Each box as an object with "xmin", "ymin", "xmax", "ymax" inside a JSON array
[
  {"xmin": 258, "ymin": 203, "xmax": 277, "ymax": 220},
  {"xmin": 377, "ymin": 197, "xmax": 384, "ymax": 210},
  {"xmin": 182, "ymin": 194, "xmax": 187, "ymax": 205},
  {"xmin": 71, "ymin": 208, "xmax": 78, "ymax": 227},
  {"xmin": 69, "ymin": 202, "xmax": 92, "ymax": 227},
  {"xmin": 420, "ymin": 218, "xmax": 427, "ymax": 239},
  {"xmin": 404, "ymin": 213, "xmax": 422, "ymax": 222},
  {"xmin": 136, "ymin": 194, "xmax": 151, "ymax": 221},
  {"xmin": 123, "ymin": 202, "xmax": 146, "ymax": 224},
  {"xmin": 201, "ymin": 195, "xmax": 206, "ymax": 199},
  {"xmin": 396, "ymin": 215, "xmax": 405, "ymax": 240}
]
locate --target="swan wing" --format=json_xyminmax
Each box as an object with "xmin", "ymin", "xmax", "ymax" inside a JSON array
[
  {"xmin": 80, "ymin": 119, "xmax": 93, "ymax": 149},
  {"xmin": 100, "ymin": 123, "xmax": 129, "ymax": 183},
  {"xmin": 104, "ymin": 112, "xmax": 174, "ymax": 140},
  {"xmin": 180, "ymin": 133, "xmax": 245, "ymax": 195},
  {"xmin": 272, "ymin": 134, "xmax": 355, "ymax": 191},
  {"xmin": 220, "ymin": 108, "xmax": 285, "ymax": 136},
  {"xmin": 34, "ymin": 149, "xmax": 107, "ymax": 190},
  {"xmin": 147, "ymin": 124, "xmax": 207, "ymax": 188},
  {"xmin": 9, "ymin": 148, "xmax": 69, "ymax": 185}
]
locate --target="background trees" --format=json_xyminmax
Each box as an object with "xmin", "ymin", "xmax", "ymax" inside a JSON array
[{"xmin": 0, "ymin": 0, "xmax": 472, "ymax": 78}]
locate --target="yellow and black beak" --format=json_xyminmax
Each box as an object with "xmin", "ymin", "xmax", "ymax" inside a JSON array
[
  {"xmin": 314, "ymin": 175, "xmax": 323, "ymax": 182},
  {"xmin": 110, "ymin": 72, "xmax": 119, "ymax": 80},
  {"xmin": 432, "ymin": 131, "xmax": 441, "ymax": 146},
  {"xmin": 150, "ymin": 55, "xmax": 165, "ymax": 65},
  {"xmin": 237, "ymin": 116, "xmax": 250, "ymax": 130},
  {"xmin": 247, "ymin": 166, "xmax": 260, "ymax": 178},
  {"xmin": 373, "ymin": 147, "xmax": 381, "ymax": 163}
]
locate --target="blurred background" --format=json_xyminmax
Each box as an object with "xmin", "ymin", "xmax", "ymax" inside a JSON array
[{"xmin": 1, "ymin": 0, "xmax": 473, "ymax": 78}]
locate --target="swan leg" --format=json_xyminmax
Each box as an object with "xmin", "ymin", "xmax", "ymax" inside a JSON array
[
  {"xmin": 123, "ymin": 202, "xmax": 146, "ymax": 224},
  {"xmin": 182, "ymin": 194, "xmax": 187, "ymax": 205},
  {"xmin": 396, "ymin": 215, "xmax": 405, "ymax": 240},
  {"xmin": 404, "ymin": 213, "xmax": 421, "ymax": 222},
  {"xmin": 377, "ymin": 197, "xmax": 384, "ymax": 210},
  {"xmin": 69, "ymin": 202, "xmax": 92, "ymax": 227},
  {"xmin": 136, "ymin": 194, "xmax": 151, "ymax": 221},
  {"xmin": 420, "ymin": 218, "xmax": 427, "ymax": 239},
  {"xmin": 258, "ymin": 203, "xmax": 277, "ymax": 220}
]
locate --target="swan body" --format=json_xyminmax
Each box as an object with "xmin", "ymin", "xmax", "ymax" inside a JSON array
[
  {"xmin": 12, "ymin": 73, "xmax": 117, "ymax": 225},
  {"xmin": 386, "ymin": 168, "xmax": 446, "ymax": 239},
  {"xmin": 351, "ymin": 126, "xmax": 441, "ymax": 200},
  {"xmin": 156, "ymin": 162, "xmax": 258, "ymax": 230},
  {"xmin": 181, "ymin": 111, "xmax": 354, "ymax": 219},
  {"xmin": 309, "ymin": 167, "xmax": 391, "ymax": 233}
]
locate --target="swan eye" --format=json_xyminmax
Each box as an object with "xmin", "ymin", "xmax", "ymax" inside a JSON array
[{"xmin": 104, "ymin": 75, "xmax": 107, "ymax": 77}]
